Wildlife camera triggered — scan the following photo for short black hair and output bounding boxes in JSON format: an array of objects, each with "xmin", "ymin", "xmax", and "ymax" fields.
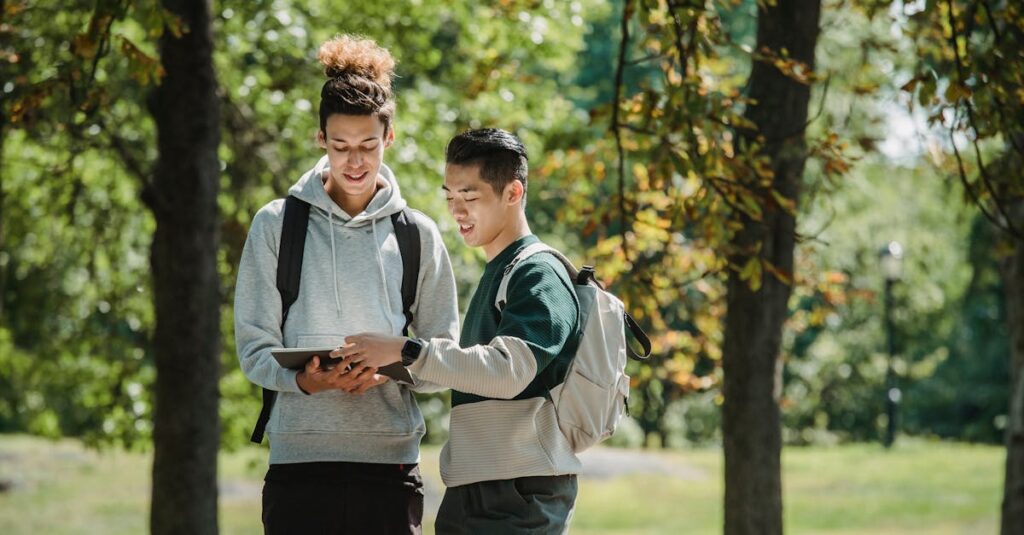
[
  {"xmin": 445, "ymin": 128, "xmax": 528, "ymax": 200},
  {"xmin": 319, "ymin": 73, "xmax": 394, "ymax": 134}
]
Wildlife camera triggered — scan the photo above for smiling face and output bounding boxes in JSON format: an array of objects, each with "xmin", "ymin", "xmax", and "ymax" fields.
[
  {"xmin": 444, "ymin": 163, "xmax": 526, "ymax": 260},
  {"xmin": 317, "ymin": 113, "xmax": 394, "ymax": 214}
]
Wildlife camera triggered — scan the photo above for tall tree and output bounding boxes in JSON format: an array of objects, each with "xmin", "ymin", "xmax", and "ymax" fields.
[
  {"xmin": 570, "ymin": 6, "xmax": 838, "ymax": 524},
  {"xmin": 897, "ymin": 2, "xmax": 1024, "ymax": 531},
  {"xmin": 1002, "ymin": 196, "xmax": 1024, "ymax": 532},
  {"xmin": 146, "ymin": 0, "xmax": 220, "ymax": 532},
  {"xmin": 723, "ymin": 1, "xmax": 821, "ymax": 533},
  {"xmin": 0, "ymin": 0, "xmax": 7, "ymax": 325}
]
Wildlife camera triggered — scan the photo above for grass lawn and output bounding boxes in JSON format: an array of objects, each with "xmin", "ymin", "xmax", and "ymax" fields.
[{"xmin": 0, "ymin": 434, "xmax": 1002, "ymax": 534}]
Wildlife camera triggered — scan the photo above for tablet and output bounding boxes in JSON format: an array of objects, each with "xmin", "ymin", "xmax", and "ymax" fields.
[{"xmin": 270, "ymin": 346, "xmax": 413, "ymax": 383}]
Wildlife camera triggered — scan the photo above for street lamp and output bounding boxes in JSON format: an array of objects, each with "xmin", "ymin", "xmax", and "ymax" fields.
[{"xmin": 879, "ymin": 241, "xmax": 903, "ymax": 448}]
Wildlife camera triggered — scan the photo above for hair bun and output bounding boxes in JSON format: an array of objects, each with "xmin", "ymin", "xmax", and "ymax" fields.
[{"xmin": 318, "ymin": 35, "xmax": 395, "ymax": 91}]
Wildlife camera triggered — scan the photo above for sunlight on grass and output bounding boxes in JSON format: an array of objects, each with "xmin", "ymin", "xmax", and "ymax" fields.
[{"xmin": 0, "ymin": 435, "xmax": 1002, "ymax": 534}]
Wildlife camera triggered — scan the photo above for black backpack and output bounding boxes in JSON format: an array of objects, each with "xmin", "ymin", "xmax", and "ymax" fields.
[{"xmin": 249, "ymin": 195, "xmax": 422, "ymax": 444}]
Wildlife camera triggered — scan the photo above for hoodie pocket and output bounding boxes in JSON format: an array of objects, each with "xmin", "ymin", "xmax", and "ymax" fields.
[{"xmin": 275, "ymin": 334, "xmax": 414, "ymax": 435}]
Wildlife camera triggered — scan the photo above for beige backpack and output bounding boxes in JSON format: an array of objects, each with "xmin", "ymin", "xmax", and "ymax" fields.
[{"xmin": 496, "ymin": 243, "xmax": 652, "ymax": 452}]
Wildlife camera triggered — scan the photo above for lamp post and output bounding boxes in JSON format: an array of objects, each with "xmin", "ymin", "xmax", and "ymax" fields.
[{"xmin": 879, "ymin": 241, "xmax": 903, "ymax": 449}]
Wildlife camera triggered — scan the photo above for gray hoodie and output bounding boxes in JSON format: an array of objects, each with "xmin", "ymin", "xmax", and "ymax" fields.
[{"xmin": 234, "ymin": 155, "xmax": 459, "ymax": 465}]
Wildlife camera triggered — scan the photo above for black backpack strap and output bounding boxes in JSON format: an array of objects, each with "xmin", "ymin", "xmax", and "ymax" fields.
[
  {"xmin": 276, "ymin": 196, "xmax": 311, "ymax": 322},
  {"xmin": 391, "ymin": 208, "xmax": 421, "ymax": 336},
  {"xmin": 251, "ymin": 195, "xmax": 310, "ymax": 444}
]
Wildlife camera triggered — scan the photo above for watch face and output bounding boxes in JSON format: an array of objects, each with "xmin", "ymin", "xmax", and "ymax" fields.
[{"xmin": 402, "ymin": 339, "xmax": 422, "ymax": 363}]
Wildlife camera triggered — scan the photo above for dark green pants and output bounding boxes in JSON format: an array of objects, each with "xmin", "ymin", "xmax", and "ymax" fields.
[{"xmin": 435, "ymin": 474, "xmax": 577, "ymax": 535}]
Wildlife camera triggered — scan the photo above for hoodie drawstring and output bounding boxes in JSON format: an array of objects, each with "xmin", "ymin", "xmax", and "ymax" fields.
[
  {"xmin": 328, "ymin": 209, "xmax": 342, "ymax": 316},
  {"xmin": 323, "ymin": 208, "xmax": 396, "ymax": 328}
]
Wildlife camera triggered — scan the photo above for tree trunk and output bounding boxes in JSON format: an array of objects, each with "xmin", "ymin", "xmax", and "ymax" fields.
[
  {"xmin": 146, "ymin": 1, "xmax": 221, "ymax": 533},
  {"xmin": 0, "ymin": 0, "xmax": 7, "ymax": 325},
  {"xmin": 1001, "ymin": 201, "xmax": 1024, "ymax": 535},
  {"xmin": 0, "ymin": 122, "xmax": 6, "ymax": 325},
  {"xmin": 722, "ymin": 2, "xmax": 821, "ymax": 534}
]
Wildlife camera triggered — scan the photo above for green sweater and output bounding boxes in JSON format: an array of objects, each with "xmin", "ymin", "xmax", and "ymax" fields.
[
  {"xmin": 406, "ymin": 234, "xmax": 585, "ymax": 486},
  {"xmin": 454, "ymin": 235, "xmax": 580, "ymax": 407}
]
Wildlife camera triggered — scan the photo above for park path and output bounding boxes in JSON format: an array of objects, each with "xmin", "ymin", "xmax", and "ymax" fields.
[
  {"xmin": 418, "ymin": 447, "xmax": 707, "ymax": 519},
  {"xmin": 217, "ymin": 446, "xmax": 709, "ymax": 517},
  {"xmin": 1, "ymin": 438, "xmax": 707, "ymax": 524}
]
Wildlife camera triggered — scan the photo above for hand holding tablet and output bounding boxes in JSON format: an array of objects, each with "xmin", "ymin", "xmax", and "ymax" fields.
[{"xmin": 271, "ymin": 346, "xmax": 413, "ymax": 383}]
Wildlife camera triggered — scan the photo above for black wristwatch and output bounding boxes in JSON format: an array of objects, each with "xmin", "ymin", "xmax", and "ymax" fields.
[{"xmin": 401, "ymin": 338, "xmax": 425, "ymax": 366}]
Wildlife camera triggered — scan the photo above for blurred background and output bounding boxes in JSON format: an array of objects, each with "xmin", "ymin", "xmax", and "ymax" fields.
[{"xmin": 0, "ymin": 0, "xmax": 1021, "ymax": 534}]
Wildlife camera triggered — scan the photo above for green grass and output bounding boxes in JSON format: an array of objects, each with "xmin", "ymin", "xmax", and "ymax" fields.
[{"xmin": 0, "ymin": 435, "xmax": 1002, "ymax": 534}]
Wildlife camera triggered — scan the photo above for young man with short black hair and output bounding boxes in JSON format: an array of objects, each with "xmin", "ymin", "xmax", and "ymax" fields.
[{"xmin": 339, "ymin": 128, "xmax": 582, "ymax": 534}]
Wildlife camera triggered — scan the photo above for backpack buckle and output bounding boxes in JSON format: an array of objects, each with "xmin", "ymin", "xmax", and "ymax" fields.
[{"xmin": 577, "ymin": 266, "xmax": 597, "ymax": 286}]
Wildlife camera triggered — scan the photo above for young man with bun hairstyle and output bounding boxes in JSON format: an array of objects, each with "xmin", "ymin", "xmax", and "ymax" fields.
[
  {"xmin": 339, "ymin": 128, "xmax": 582, "ymax": 534},
  {"xmin": 234, "ymin": 35, "xmax": 459, "ymax": 534}
]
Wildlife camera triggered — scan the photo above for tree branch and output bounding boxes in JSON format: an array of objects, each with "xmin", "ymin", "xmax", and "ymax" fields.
[
  {"xmin": 667, "ymin": 0, "xmax": 704, "ymax": 195},
  {"xmin": 946, "ymin": 0, "xmax": 1024, "ymax": 240},
  {"xmin": 612, "ymin": 0, "xmax": 634, "ymax": 262},
  {"xmin": 620, "ymin": 123, "xmax": 659, "ymax": 136},
  {"xmin": 977, "ymin": 0, "xmax": 1024, "ymax": 159},
  {"xmin": 949, "ymin": 125, "xmax": 1013, "ymax": 237},
  {"xmin": 627, "ymin": 53, "xmax": 667, "ymax": 66}
]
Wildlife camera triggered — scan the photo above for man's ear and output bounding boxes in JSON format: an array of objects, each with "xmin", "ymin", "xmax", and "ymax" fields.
[
  {"xmin": 385, "ymin": 127, "xmax": 396, "ymax": 148},
  {"xmin": 316, "ymin": 130, "xmax": 327, "ymax": 149},
  {"xmin": 506, "ymin": 180, "xmax": 525, "ymax": 205}
]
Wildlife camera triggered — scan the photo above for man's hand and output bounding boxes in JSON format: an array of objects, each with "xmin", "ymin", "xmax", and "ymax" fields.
[
  {"xmin": 333, "ymin": 333, "xmax": 405, "ymax": 371},
  {"xmin": 296, "ymin": 354, "xmax": 389, "ymax": 395},
  {"xmin": 347, "ymin": 372, "xmax": 390, "ymax": 395}
]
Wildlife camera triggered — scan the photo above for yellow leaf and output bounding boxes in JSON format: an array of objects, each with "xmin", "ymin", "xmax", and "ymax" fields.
[
  {"xmin": 944, "ymin": 82, "xmax": 972, "ymax": 102},
  {"xmin": 72, "ymin": 34, "xmax": 98, "ymax": 59},
  {"xmin": 742, "ymin": 257, "xmax": 762, "ymax": 291},
  {"xmin": 771, "ymin": 189, "xmax": 796, "ymax": 215},
  {"xmin": 740, "ymin": 193, "xmax": 763, "ymax": 221}
]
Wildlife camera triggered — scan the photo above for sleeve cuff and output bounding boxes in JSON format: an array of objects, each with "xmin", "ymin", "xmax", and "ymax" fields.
[{"xmin": 282, "ymin": 368, "xmax": 307, "ymax": 395}]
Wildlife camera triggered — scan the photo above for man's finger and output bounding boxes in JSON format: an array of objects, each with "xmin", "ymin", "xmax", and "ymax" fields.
[
  {"xmin": 337, "ymin": 355, "xmax": 360, "ymax": 370},
  {"xmin": 348, "ymin": 370, "xmax": 383, "ymax": 394},
  {"xmin": 330, "ymin": 343, "xmax": 356, "ymax": 358},
  {"xmin": 343, "ymin": 334, "xmax": 364, "ymax": 347},
  {"xmin": 355, "ymin": 375, "xmax": 388, "ymax": 394}
]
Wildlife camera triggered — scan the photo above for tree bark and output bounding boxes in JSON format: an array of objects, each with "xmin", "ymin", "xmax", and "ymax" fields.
[
  {"xmin": 1001, "ymin": 201, "xmax": 1024, "ymax": 535},
  {"xmin": 0, "ymin": 0, "xmax": 8, "ymax": 325},
  {"xmin": 722, "ymin": 2, "xmax": 821, "ymax": 534},
  {"xmin": 146, "ymin": 1, "xmax": 221, "ymax": 533},
  {"xmin": 0, "ymin": 121, "xmax": 6, "ymax": 325}
]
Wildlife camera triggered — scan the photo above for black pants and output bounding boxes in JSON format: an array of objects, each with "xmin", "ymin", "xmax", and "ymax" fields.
[{"xmin": 262, "ymin": 461, "xmax": 424, "ymax": 535}]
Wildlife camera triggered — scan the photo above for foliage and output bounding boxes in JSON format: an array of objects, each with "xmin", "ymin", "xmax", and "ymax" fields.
[
  {"xmin": 896, "ymin": 0, "xmax": 1024, "ymax": 237},
  {"xmin": 1, "ymin": 0, "xmax": 166, "ymax": 448},
  {"xmin": 0, "ymin": 0, "xmax": 1016, "ymax": 453},
  {"xmin": 547, "ymin": 0, "xmax": 756, "ymax": 446},
  {"xmin": 0, "ymin": 0, "xmax": 610, "ymax": 448},
  {"xmin": 783, "ymin": 158, "xmax": 982, "ymax": 443},
  {"xmin": 903, "ymin": 215, "xmax": 1011, "ymax": 443},
  {"xmin": 554, "ymin": 0, "xmax": 863, "ymax": 446}
]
